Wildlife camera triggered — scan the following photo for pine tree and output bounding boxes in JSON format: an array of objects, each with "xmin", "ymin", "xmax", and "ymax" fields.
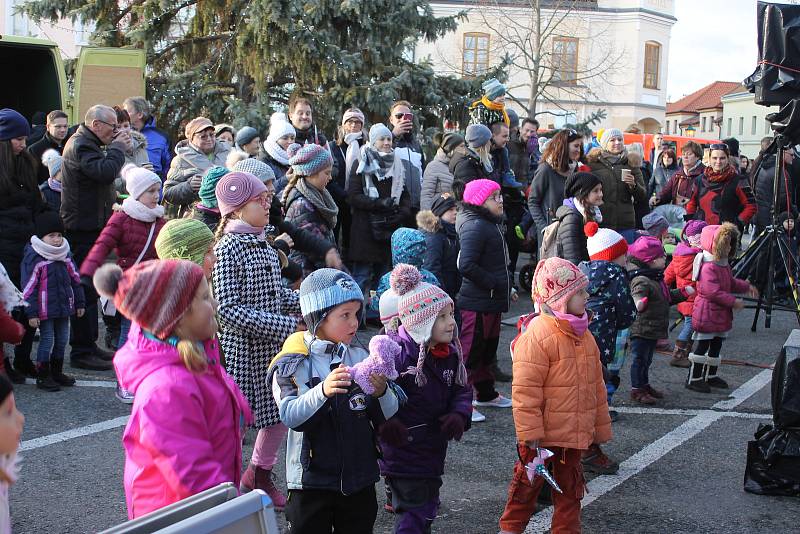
[{"xmin": 21, "ymin": 0, "xmax": 495, "ymax": 139}]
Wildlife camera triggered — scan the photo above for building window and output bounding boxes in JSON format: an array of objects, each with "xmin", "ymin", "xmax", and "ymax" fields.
[
  {"xmin": 765, "ymin": 119, "xmax": 771, "ymax": 134},
  {"xmin": 702, "ymin": 117, "xmax": 707, "ymax": 132},
  {"xmin": 728, "ymin": 118, "xmax": 732, "ymax": 136},
  {"xmin": 643, "ymin": 41, "xmax": 661, "ymax": 89},
  {"xmin": 462, "ymin": 32, "xmax": 490, "ymax": 77},
  {"xmin": 552, "ymin": 37, "xmax": 578, "ymax": 85},
  {"xmin": 739, "ymin": 117, "xmax": 744, "ymax": 135}
]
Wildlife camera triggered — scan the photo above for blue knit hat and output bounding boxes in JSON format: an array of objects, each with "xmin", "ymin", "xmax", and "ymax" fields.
[
  {"xmin": 288, "ymin": 143, "xmax": 333, "ymax": 177},
  {"xmin": 465, "ymin": 124, "xmax": 492, "ymax": 149},
  {"xmin": 299, "ymin": 268, "xmax": 364, "ymax": 335},
  {"xmin": 369, "ymin": 123, "xmax": 393, "ymax": 146},
  {"xmin": 0, "ymin": 109, "xmax": 31, "ymax": 141},
  {"xmin": 482, "ymin": 78, "xmax": 507, "ymax": 100}
]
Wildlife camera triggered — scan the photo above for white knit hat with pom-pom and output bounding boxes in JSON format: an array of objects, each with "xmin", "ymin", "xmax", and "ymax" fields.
[
  {"xmin": 41, "ymin": 149, "xmax": 63, "ymax": 178},
  {"xmin": 122, "ymin": 163, "xmax": 161, "ymax": 201},
  {"xmin": 584, "ymin": 221, "xmax": 628, "ymax": 261},
  {"xmin": 267, "ymin": 112, "xmax": 296, "ymax": 142}
]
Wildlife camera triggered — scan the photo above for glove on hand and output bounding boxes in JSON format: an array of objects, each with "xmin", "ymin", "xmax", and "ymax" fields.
[
  {"xmin": 379, "ymin": 418, "xmax": 408, "ymax": 447},
  {"xmin": 439, "ymin": 413, "xmax": 465, "ymax": 441}
]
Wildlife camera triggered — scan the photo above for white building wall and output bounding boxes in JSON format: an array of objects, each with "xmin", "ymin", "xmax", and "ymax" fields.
[
  {"xmin": 0, "ymin": 0, "xmax": 90, "ymax": 58},
  {"xmin": 721, "ymin": 92, "xmax": 777, "ymax": 159}
]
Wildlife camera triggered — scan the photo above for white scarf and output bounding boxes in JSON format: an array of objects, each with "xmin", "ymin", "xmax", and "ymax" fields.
[
  {"xmin": 264, "ymin": 139, "xmax": 290, "ymax": 166},
  {"xmin": 343, "ymin": 132, "xmax": 363, "ymax": 189},
  {"xmin": 0, "ymin": 263, "xmax": 24, "ymax": 313},
  {"xmin": 30, "ymin": 236, "xmax": 70, "ymax": 262},
  {"xmin": 122, "ymin": 198, "xmax": 165, "ymax": 223},
  {"xmin": 571, "ymin": 197, "xmax": 603, "ymax": 224},
  {"xmin": 691, "ymin": 250, "xmax": 726, "ymax": 281}
]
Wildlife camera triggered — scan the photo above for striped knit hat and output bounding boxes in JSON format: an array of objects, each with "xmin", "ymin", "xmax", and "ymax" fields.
[
  {"xmin": 299, "ymin": 268, "xmax": 364, "ymax": 335},
  {"xmin": 584, "ymin": 222, "xmax": 628, "ymax": 261},
  {"xmin": 155, "ymin": 218, "xmax": 215, "ymax": 267},
  {"xmin": 93, "ymin": 260, "xmax": 204, "ymax": 339},
  {"xmin": 288, "ymin": 143, "xmax": 332, "ymax": 177}
]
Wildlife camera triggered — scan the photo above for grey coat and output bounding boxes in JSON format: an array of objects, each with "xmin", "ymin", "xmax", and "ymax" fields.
[
  {"xmin": 528, "ymin": 162, "xmax": 568, "ymax": 234},
  {"xmin": 164, "ymin": 140, "xmax": 230, "ymax": 218},
  {"xmin": 420, "ymin": 149, "xmax": 454, "ymax": 210}
]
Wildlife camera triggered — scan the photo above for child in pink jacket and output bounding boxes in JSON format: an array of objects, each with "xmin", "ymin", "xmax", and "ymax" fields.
[
  {"xmin": 687, "ymin": 223, "xmax": 758, "ymax": 393},
  {"xmin": 94, "ymin": 259, "xmax": 251, "ymax": 519}
]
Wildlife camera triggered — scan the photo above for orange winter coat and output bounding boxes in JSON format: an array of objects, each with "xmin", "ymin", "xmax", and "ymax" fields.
[{"xmin": 511, "ymin": 313, "xmax": 612, "ymax": 449}]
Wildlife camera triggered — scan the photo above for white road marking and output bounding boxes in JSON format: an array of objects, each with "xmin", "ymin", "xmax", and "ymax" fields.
[
  {"xmin": 524, "ymin": 368, "xmax": 773, "ymax": 533},
  {"xmin": 23, "ymin": 378, "xmax": 116, "ymax": 388},
  {"xmin": 614, "ymin": 406, "xmax": 771, "ymax": 419},
  {"xmin": 19, "ymin": 416, "xmax": 129, "ymax": 452}
]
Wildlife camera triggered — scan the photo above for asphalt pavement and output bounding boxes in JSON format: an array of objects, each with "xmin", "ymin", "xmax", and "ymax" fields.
[{"xmin": 6, "ymin": 293, "xmax": 800, "ymax": 533}]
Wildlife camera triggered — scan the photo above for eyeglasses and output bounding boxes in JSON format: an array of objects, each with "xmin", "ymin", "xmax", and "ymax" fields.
[
  {"xmin": 195, "ymin": 131, "xmax": 215, "ymax": 140},
  {"xmin": 96, "ymin": 119, "xmax": 118, "ymax": 131},
  {"xmin": 488, "ymin": 193, "xmax": 503, "ymax": 203},
  {"xmin": 252, "ymin": 195, "xmax": 271, "ymax": 209}
]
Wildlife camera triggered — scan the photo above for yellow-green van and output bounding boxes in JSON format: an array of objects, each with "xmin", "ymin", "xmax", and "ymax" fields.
[{"xmin": 0, "ymin": 34, "xmax": 145, "ymax": 124}]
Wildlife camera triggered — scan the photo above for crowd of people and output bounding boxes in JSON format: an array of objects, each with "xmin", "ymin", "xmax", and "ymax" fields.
[{"xmin": 0, "ymin": 74, "xmax": 795, "ymax": 534}]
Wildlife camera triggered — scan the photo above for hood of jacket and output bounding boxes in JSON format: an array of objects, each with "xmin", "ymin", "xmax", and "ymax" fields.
[
  {"xmin": 391, "ymin": 227, "xmax": 427, "ymax": 267},
  {"xmin": 587, "ymin": 147, "xmax": 630, "ymax": 167},
  {"xmin": 701, "ymin": 222, "xmax": 738, "ymax": 261},
  {"xmin": 579, "ymin": 260, "xmax": 629, "ymax": 296},
  {"xmin": 673, "ymin": 242, "xmax": 701, "ymax": 257},
  {"xmin": 416, "ymin": 210, "xmax": 440, "ymax": 233},
  {"xmin": 175, "ymin": 139, "xmax": 228, "ymax": 162},
  {"xmin": 434, "ymin": 148, "xmax": 451, "ymax": 165},
  {"xmin": 130, "ymin": 130, "xmax": 148, "ymax": 151}
]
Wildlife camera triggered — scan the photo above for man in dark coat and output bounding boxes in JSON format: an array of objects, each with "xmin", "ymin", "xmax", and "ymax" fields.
[
  {"xmin": 61, "ymin": 105, "xmax": 130, "ymax": 370},
  {"xmin": 28, "ymin": 110, "xmax": 69, "ymax": 184}
]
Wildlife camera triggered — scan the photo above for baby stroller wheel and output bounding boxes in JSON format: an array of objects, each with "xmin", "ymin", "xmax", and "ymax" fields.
[{"xmin": 519, "ymin": 263, "xmax": 535, "ymax": 294}]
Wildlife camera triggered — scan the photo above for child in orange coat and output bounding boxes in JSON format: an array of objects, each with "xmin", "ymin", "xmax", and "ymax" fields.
[{"xmin": 499, "ymin": 257, "xmax": 612, "ymax": 534}]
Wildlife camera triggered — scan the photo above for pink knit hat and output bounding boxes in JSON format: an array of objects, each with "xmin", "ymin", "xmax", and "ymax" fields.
[
  {"xmin": 215, "ymin": 171, "xmax": 268, "ymax": 217},
  {"xmin": 628, "ymin": 235, "xmax": 665, "ymax": 264},
  {"xmin": 532, "ymin": 257, "xmax": 588, "ymax": 313},
  {"xmin": 463, "ymin": 179, "xmax": 500, "ymax": 206},
  {"xmin": 682, "ymin": 219, "xmax": 708, "ymax": 248}
]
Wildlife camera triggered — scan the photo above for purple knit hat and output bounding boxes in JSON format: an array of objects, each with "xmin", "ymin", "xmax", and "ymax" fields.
[
  {"xmin": 628, "ymin": 235, "xmax": 666, "ymax": 264},
  {"xmin": 682, "ymin": 219, "xmax": 708, "ymax": 248},
  {"xmin": 215, "ymin": 171, "xmax": 268, "ymax": 217},
  {"xmin": 463, "ymin": 179, "xmax": 500, "ymax": 206},
  {"xmin": 288, "ymin": 143, "xmax": 333, "ymax": 177}
]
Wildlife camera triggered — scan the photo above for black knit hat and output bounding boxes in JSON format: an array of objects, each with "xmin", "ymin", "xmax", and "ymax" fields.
[
  {"xmin": 36, "ymin": 210, "xmax": 65, "ymax": 238},
  {"xmin": 564, "ymin": 171, "xmax": 602, "ymax": 198},
  {"xmin": 0, "ymin": 373, "xmax": 12, "ymax": 406},
  {"xmin": 431, "ymin": 195, "xmax": 457, "ymax": 217},
  {"xmin": 440, "ymin": 132, "xmax": 465, "ymax": 155}
]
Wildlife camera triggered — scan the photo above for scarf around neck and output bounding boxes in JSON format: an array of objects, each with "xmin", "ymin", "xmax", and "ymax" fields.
[
  {"xmin": 223, "ymin": 218, "xmax": 267, "ymax": 240},
  {"xmin": 122, "ymin": 198, "xmax": 165, "ymax": 223},
  {"xmin": 601, "ymin": 149, "xmax": 627, "ymax": 166},
  {"xmin": 471, "ymin": 96, "xmax": 510, "ymax": 126},
  {"xmin": 295, "ymin": 178, "xmax": 339, "ymax": 228},
  {"xmin": 551, "ymin": 309, "xmax": 589, "ymax": 337},
  {"xmin": 47, "ymin": 178, "xmax": 62, "ymax": 193},
  {"xmin": 568, "ymin": 197, "xmax": 603, "ymax": 224},
  {"xmin": 704, "ymin": 164, "xmax": 736, "ymax": 184},
  {"xmin": 264, "ymin": 140, "xmax": 290, "ymax": 166},
  {"xmin": 357, "ymin": 145, "xmax": 406, "ymax": 203},
  {"xmin": 343, "ymin": 132, "xmax": 363, "ymax": 187},
  {"xmin": 30, "ymin": 235, "xmax": 70, "ymax": 262}
]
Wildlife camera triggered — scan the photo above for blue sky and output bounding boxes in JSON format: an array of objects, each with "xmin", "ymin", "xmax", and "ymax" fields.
[{"xmin": 667, "ymin": 0, "xmax": 762, "ymax": 101}]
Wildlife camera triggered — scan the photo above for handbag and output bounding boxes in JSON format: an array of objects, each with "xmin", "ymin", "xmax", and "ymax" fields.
[{"xmin": 99, "ymin": 222, "xmax": 157, "ymax": 317}]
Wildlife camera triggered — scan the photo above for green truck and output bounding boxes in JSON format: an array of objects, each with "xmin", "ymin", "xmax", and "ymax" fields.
[{"xmin": 0, "ymin": 34, "xmax": 145, "ymax": 124}]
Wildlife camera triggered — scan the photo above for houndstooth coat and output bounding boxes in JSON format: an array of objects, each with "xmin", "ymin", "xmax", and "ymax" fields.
[{"xmin": 213, "ymin": 231, "xmax": 300, "ymax": 428}]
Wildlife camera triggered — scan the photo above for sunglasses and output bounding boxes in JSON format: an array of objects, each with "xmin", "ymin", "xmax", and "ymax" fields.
[
  {"xmin": 394, "ymin": 113, "xmax": 413, "ymax": 120},
  {"xmin": 709, "ymin": 143, "xmax": 729, "ymax": 151}
]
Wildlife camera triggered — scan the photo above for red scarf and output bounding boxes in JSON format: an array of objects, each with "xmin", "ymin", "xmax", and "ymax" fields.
[
  {"xmin": 704, "ymin": 164, "xmax": 736, "ymax": 184},
  {"xmin": 429, "ymin": 342, "xmax": 450, "ymax": 359}
]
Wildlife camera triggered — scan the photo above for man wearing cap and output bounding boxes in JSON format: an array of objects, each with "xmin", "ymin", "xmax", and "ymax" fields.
[
  {"xmin": 164, "ymin": 116, "xmax": 231, "ymax": 218},
  {"xmin": 61, "ymin": 104, "xmax": 132, "ymax": 371}
]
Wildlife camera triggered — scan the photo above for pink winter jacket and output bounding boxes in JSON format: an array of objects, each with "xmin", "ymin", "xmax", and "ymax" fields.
[
  {"xmin": 80, "ymin": 211, "xmax": 166, "ymax": 277},
  {"xmin": 114, "ymin": 322, "xmax": 252, "ymax": 519},
  {"xmin": 691, "ymin": 261, "xmax": 749, "ymax": 334}
]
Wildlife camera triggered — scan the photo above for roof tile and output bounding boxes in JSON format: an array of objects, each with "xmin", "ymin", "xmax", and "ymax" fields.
[{"xmin": 666, "ymin": 81, "xmax": 742, "ymax": 114}]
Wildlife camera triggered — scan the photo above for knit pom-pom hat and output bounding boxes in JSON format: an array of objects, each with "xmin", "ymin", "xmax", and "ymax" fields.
[
  {"xmin": 155, "ymin": 218, "xmax": 215, "ymax": 267},
  {"xmin": 267, "ymin": 112, "xmax": 296, "ymax": 143},
  {"xmin": 42, "ymin": 149, "xmax": 63, "ymax": 178},
  {"xmin": 233, "ymin": 158, "xmax": 275, "ymax": 183},
  {"xmin": 599, "ymin": 128, "xmax": 623, "ymax": 148},
  {"xmin": 532, "ymin": 257, "xmax": 588, "ymax": 314},
  {"xmin": 93, "ymin": 260, "xmax": 204, "ymax": 340},
  {"xmin": 215, "ymin": 171, "xmax": 268, "ymax": 217},
  {"xmin": 349, "ymin": 335, "xmax": 400, "ymax": 394},
  {"xmin": 463, "ymin": 178, "xmax": 500, "ymax": 206},
  {"xmin": 482, "ymin": 78, "xmax": 507, "ymax": 100},
  {"xmin": 682, "ymin": 219, "xmax": 708, "ymax": 248},
  {"xmin": 378, "ymin": 288, "xmax": 401, "ymax": 331},
  {"xmin": 287, "ymin": 143, "xmax": 333, "ymax": 177},
  {"xmin": 584, "ymin": 222, "xmax": 628, "ymax": 261},
  {"xmin": 122, "ymin": 163, "xmax": 161, "ymax": 201},
  {"xmin": 628, "ymin": 235, "xmax": 665, "ymax": 264}
]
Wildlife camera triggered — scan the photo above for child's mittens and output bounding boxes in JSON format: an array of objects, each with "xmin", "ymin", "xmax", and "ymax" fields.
[
  {"xmin": 379, "ymin": 418, "xmax": 408, "ymax": 447},
  {"xmin": 439, "ymin": 413, "xmax": 466, "ymax": 441},
  {"xmin": 635, "ymin": 297, "xmax": 649, "ymax": 312},
  {"xmin": 349, "ymin": 335, "xmax": 401, "ymax": 394}
]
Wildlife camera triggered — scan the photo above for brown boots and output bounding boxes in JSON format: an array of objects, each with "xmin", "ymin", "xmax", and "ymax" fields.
[{"xmin": 669, "ymin": 340, "xmax": 691, "ymax": 368}]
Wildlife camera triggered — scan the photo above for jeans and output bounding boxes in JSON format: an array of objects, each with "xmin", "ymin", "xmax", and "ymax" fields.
[
  {"xmin": 36, "ymin": 317, "xmax": 70, "ymax": 364},
  {"xmin": 118, "ymin": 317, "xmax": 132, "ymax": 349},
  {"xmin": 677, "ymin": 315, "xmax": 694, "ymax": 342},
  {"xmin": 630, "ymin": 336, "xmax": 657, "ymax": 389}
]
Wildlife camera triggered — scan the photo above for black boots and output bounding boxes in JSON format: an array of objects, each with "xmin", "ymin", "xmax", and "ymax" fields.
[
  {"xmin": 51, "ymin": 359, "xmax": 76, "ymax": 387},
  {"xmin": 685, "ymin": 353, "xmax": 711, "ymax": 393},
  {"xmin": 3, "ymin": 358, "xmax": 26, "ymax": 384},
  {"xmin": 36, "ymin": 364, "xmax": 60, "ymax": 392},
  {"xmin": 13, "ymin": 355, "xmax": 37, "ymax": 379}
]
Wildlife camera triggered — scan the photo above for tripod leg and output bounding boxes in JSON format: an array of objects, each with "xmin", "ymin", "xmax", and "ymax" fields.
[
  {"xmin": 776, "ymin": 234, "xmax": 800, "ymax": 326},
  {"xmin": 732, "ymin": 230, "xmax": 771, "ymax": 280}
]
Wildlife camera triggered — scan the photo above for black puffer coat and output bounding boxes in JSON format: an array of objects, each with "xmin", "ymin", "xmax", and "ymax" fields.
[
  {"xmin": 754, "ymin": 154, "xmax": 796, "ymax": 229},
  {"xmin": 417, "ymin": 210, "xmax": 461, "ymax": 298},
  {"xmin": 449, "ymin": 150, "xmax": 489, "ymax": 195},
  {"xmin": 554, "ymin": 200, "xmax": 590, "ymax": 265},
  {"xmin": 0, "ymin": 173, "xmax": 44, "ymax": 286},
  {"xmin": 455, "ymin": 203, "xmax": 510, "ymax": 314}
]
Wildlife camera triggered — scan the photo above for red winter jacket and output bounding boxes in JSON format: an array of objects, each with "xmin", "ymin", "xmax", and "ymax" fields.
[
  {"xmin": 664, "ymin": 243, "xmax": 700, "ymax": 317},
  {"xmin": 692, "ymin": 260, "xmax": 750, "ymax": 334},
  {"xmin": 80, "ymin": 211, "xmax": 166, "ymax": 277},
  {"xmin": 0, "ymin": 307, "xmax": 24, "ymax": 344},
  {"xmin": 685, "ymin": 169, "xmax": 756, "ymax": 227}
]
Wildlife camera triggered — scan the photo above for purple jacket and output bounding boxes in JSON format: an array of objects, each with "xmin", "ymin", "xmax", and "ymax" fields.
[
  {"xmin": 692, "ymin": 261, "xmax": 750, "ymax": 334},
  {"xmin": 379, "ymin": 327, "xmax": 472, "ymax": 478}
]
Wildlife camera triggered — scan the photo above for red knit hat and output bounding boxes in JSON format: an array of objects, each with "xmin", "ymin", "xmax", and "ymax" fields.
[
  {"xmin": 93, "ymin": 260, "xmax": 205, "ymax": 339},
  {"xmin": 584, "ymin": 222, "xmax": 628, "ymax": 261}
]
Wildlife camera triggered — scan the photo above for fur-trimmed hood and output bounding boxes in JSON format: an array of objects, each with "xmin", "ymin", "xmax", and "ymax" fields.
[
  {"xmin": 587, "ymin": 147, "xmax": 630, "ymax": 166},
  {"xmin": 416, "ymin": 209, "xmax": 440, "ymax": 233},
  {"xmin": 701, "ymin": 222, "xmax": 738, "ymax": 261}
]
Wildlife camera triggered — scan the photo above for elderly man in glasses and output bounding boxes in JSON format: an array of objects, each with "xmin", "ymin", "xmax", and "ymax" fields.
[
  {"xmin": 60, "ymin": 104, "xmax": 132, "ymax": 371},
  {"xmin": 164, "ymin": 116, "xmax": 231, "ymax": 219}
]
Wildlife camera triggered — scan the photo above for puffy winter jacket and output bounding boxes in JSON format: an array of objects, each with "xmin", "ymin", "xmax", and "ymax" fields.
[
  {"xmin": 79, "ymin": 211, "xmax": 166, "ymax": 277},
  {"xmin": 554, "ymin": 199, "xmax": 589, "ymax": 265},
  {"xmin": 692, "ymin": 258, "xmax": 750, "ymax": 334},
  {"xmin": 510, "ymin": 312, "xmax": 612, "ymax": 448},
  {"xmin": 191, "ymin": 203, "xmax": 221, "ymax": 232},
  {"xmin": 115, "ymin": 322, "xmax": 251, "ymax": 519},
  {"xmin": 420, "ymin": 149, "xmax": 454, "ymax": 210},
  {"xmin": 379, "ymin": 327, "xmax": 472, "ymax": 478},
  {"xmin": 449, "ymin": 150, "xmax": 489, "ymax": 192},
  {"xmin": 417, "ymin": 210, "xmax": 461, "ymax": 298},
  {"xmin": 528, "ymin": 162, "xmax": 568, "ymax": 233},
  {"xmin": 39, "ymin": 182, "xmax": 61, "ymax": 212},
  {"xmin": 114, "ymin": 131, "xmax": 152, "ymax": 196},
  {"xmin": 456, "ymin": 203, "xmax": 510, "ymax": 314},
  {"xmin": 587, "ymin": 149, "xmax": 647, "ymax": 231},
  {"xmin": 20, "ymin": 244, "xmax": 85, "ymax": 320},
  {"xmin": 0, "ymin": 180, "xmax": 43, "ymax": 286},
  {"xmin": 685, "ymin": 168, "xmax": 757, "ymax": 228},
  {"xmin": 664, "ymin": 243, "xmax": 700, "ymax": 317},
  {"xmin": 164, "ymin": 140, "xmax": 230, "ymax": 218},
  {"xmin": 283, "ymin": 187, "xmax": 336, "ymax": 275},
  {"xmin": 140, "ymin": 116, "xmax": 173, "ymax": 179},
  {"xmin": 579, "ymin": 260, "xmax": 636, "ymax": 365},
  {"xmin": 629, "ymin": 261, "xmax": 685, "ymax": 340}
]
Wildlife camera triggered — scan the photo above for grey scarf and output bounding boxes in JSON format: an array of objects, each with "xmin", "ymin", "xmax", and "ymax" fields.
[
  {"xmin": 296, "ymin": 178, "xmax": 339, "ymax": 228},
  {"xmin": 601, "ymin": 149, "xmax": 627, "ymax": 166},
  {"xmin": 357, "ymin": 145, "xmax": 405, "ymax": 203}
]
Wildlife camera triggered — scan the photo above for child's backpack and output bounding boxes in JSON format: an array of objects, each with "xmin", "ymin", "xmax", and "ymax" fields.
[
  {"xmin": 538, "ymin": 219, "xmax": 561, "ymax": 260},
  {"xmin": 510, "ymin": 313, "xmax": 537, "ymax": 360}
]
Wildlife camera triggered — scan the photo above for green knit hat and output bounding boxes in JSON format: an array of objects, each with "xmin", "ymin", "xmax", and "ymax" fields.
[
  {"xmin": 198, "ymin": 166, "xmax": 230, "ymax": 208},
  {"xmin": 155, "ymin": 218, "xmax": 215, "ymax": 267}
]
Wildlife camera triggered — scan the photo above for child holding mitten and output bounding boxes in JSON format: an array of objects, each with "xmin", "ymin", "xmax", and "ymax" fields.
[
  {"xmin": 687, "ymin": 223, "xmax": 758, "ymax": 393},
  {"xmin": 270, "ymin": 268, "xmax": 400, "ymax": 534},
  {"xmin": 378, "ymin": 263, "xmax": 472, "ymax": 533}
]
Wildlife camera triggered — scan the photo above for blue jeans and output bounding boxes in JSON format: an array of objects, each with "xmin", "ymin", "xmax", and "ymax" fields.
[
  {"xmin": 677, "ymin": 315, "xmax": 694, "ymax": 342},
  {"xmin": 630, "ymin": 336, "xmax": 657, "ymax": 389},
  {"xmin": 36, "ymin": 317, "xmax": 70, "ymax": 364},
  {"xmin": 118, "ymin": 317, "xmax": 131, "ymax": 349},
  {"xmin": 350, "ymin": 261, "xmax": 389, "ymax": 298}
]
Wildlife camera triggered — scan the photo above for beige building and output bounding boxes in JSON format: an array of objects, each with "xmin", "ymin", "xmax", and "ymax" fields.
[
  {"xmin": 0, "ymin": 0, "xmax": 90, "ymax": 58},
  {"xmin": 664, "ymin": 81, "xmax": 740, "ymax": 140},
  {"xmin": 720, "ymin": 87, "xmax": 778, "ymax": 159},
  {"xmin": 415, "ymin": 0, "xmax": 676, "ymax": 132}
]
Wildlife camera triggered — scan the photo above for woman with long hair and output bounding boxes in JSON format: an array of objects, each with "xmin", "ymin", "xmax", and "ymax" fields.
[
  {"xmin": 650, "ymin": 148, "xmax": 678, "ymax": 198},
  {"xmin": 0, "ymin": 108, "xmax": 45, "ymax": 382},
  {"xmin": 554, "ymin": 172, "xmax": 604, "ymax": 265},
  {"xmin": 527, "ymin": 129, "xmax": 584, "ymax": 234}
]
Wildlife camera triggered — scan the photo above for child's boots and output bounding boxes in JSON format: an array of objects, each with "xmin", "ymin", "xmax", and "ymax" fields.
[
  {"xmin": 51, "ymin": 358, "xmax": 76, "ymax": 387},
  {"xmin": 36, "ymin": 363, "xmax": 61, "ymax": 392},
  {"xmin": 240, "ymin": 463, "xmax": 287, "ymax": 511},
  {"xmin": 685, "ymin": 353, "xmax": 711, "ymax": 393},
  {"xmin": 669, "ymin": 340, "xmax": 691, "ymax": 368}
]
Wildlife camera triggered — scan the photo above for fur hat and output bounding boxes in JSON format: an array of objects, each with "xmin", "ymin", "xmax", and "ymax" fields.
[
  {"xmin": 299, "ymin": 268, "xmax": 363, "ymax": 335},
  {"xmin": 463, "ymin": 178, "xmax": 500, "ymax": 206},
  {"xmin": 628, "ymin": 235, "xmax": 665, "ymax": 264},
  {"xmin": 348, "ymin": 335, "xmax": 400, "ymax": 394},
  {"xmin": 121, "ymin": 164, "xmax": 161, "ymax": 201},
  {"xmin": 93, "ymin": 260, "xmax": 204, "ymax": 339},
  {"xmin": 42, "ymin": 149, "xmax": 63, "ymax": 178},
  {"xmin": 532, "ymin": 257, "xmax": 588, "ymax": 313},
  {"xmin": 198, "ymin": 166, "xmax": 229, "ymax": 208},
  {"xmin": 287, "ymin": 143, "xmax": 333, "ymax": 176},
  {"xmin": 215, "ymin": 171, "xmax": 268, "ymax": 217},
  {"xmin": 155, "ymin": 218, "xmax": 215, "ymax": 267},
  {"xmin": 584, "ymin": 222, "xmax": 628, "ymax": 261}
]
